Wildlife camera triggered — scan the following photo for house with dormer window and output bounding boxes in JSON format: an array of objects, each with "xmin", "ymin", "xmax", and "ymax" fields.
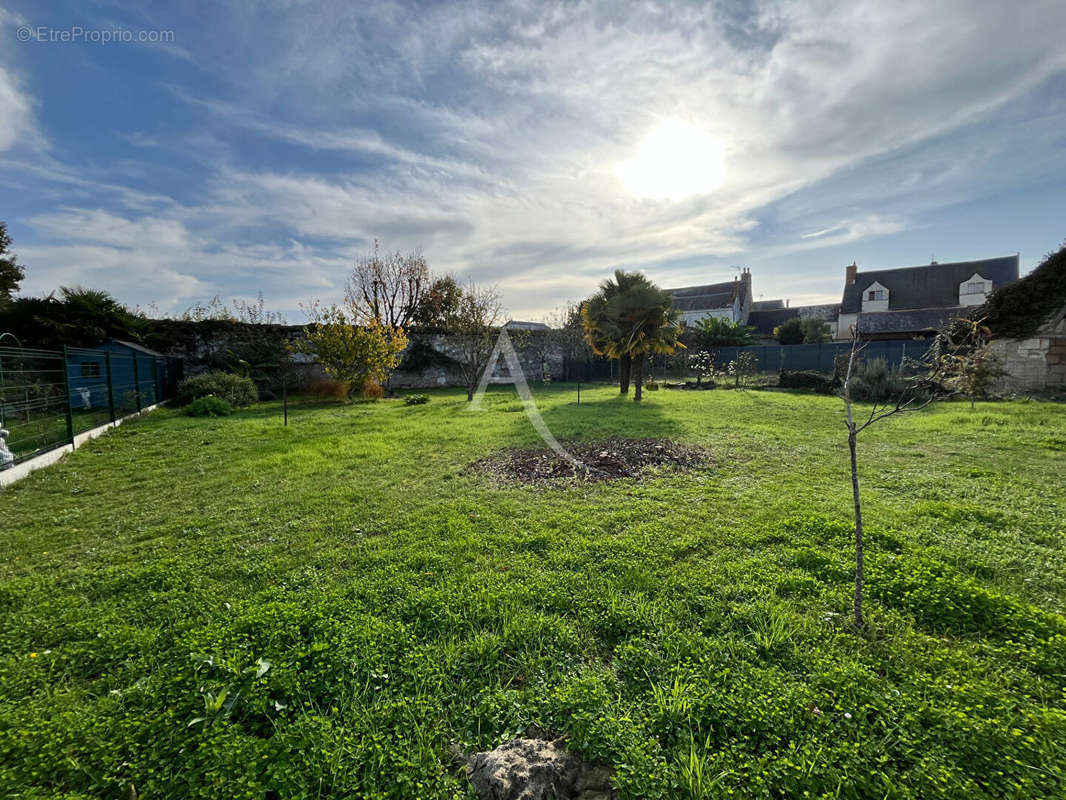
[
  {"xmin": 666, "ymin": 268, "xmax": 754, "ymax": 326},
  {"xmin": 834, "ymin": 255, "xmax": 1020, "ymax": 340}
]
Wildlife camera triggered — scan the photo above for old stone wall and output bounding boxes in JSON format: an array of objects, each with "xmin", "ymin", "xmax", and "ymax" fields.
[
  {"xmin": 144, "ymin": 320, "xmax": 565, "ymax": 390},
  {"xmin": 990, "ymin": 311, "xmax": 1066, "ymax": 392},
  {"xmin": 390, "ymin": 331, "xmax": 564, "ymax": 388}
]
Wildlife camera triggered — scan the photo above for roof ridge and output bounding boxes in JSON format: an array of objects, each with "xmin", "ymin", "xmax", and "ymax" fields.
[{"xmin": 855, "ymin": 254, "xmax": 1018, "ymax": 275}]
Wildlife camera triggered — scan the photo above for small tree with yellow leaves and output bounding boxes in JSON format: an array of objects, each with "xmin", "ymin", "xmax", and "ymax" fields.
[{"xmin": 301, "ymin": 302, "xmax": 408, "ymax": 398}]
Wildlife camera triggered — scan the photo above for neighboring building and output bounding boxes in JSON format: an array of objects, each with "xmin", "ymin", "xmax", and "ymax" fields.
[
  {"xmin": 835, "ymin": 256, "xmax": 1019, "ymax": 340},
  {"xmin": 666, "ymin": 268, "xmax": 753, "ymax": 325},
  {"xmin": 748, "ymin": 303, "xmax": 841, "ymax": 341},
  {"xmin": 503, "ymin": 320, "xmax": 550, "ymax": 331},
  {"xmin": 750, "ymin": 299, "xmax": 785, "ymax": 311}
]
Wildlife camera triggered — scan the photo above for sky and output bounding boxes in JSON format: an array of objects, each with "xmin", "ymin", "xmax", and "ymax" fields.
[{"xmin": 1, "ymin": 0, "xmax": 1065, "ymax": 322}]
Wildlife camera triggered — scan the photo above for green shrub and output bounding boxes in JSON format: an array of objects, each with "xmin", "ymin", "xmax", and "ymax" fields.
[
  {"xmin": 643, "ymin": 381, "xmax": 659, "ymax": 391},
  {"xmin": 404, "ymin": 394, "xmax": 430, "ymax": 405},
  {"xmin": 177, "ymin": 372, "xmax": 258, "ymax": 407},
  {"xmin": 778, "ymin": 369, "xmax": 836, "ymax": 393},
  {"xmin": 773, "ymin": 317, "xmax": 804, "ymax": 344},
  {"xmin": 186, "ymin": 396, "xmax": 232, "ymax": 417},
  {"xmin": 847, "ymin": 357, "xmax": 907, "ymax": 402}
]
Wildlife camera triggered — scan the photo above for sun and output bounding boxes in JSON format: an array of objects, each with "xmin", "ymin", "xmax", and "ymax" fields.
[{"xmin": 616, "ymin": 119, "xmax": 726, "ymax": 201}]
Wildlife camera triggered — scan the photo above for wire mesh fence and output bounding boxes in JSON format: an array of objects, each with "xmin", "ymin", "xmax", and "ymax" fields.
[{"xmin": 0, "ymin": 344, "xmax": 183, "ymax": 465}]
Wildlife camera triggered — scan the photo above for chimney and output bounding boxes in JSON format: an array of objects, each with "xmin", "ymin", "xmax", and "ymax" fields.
[
  {"xmin": 785, "ymin": 298, "xmax": 790, "ymax": 308},
  {"xmin": 845, "ymin": 261, "xmax": 857, "ymax": 285}
]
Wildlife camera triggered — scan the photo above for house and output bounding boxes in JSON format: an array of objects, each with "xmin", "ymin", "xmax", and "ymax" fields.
[
  {"xmin": 666, "ymin": 268, "xmax": 753, "ymax": 325},
  {"xmin": 836, "ymin": 256, "xmax": 1019, "ymax": 340},
  {"xmin": 661, "ymin": 254, "xmax": 1019, "ymax": 342},
  {"xmin": 748, "ymin": 302, "xmax": 841, "ymax": 341},
  {"xmin": 503, "ymin": 320, "xmax": 550, "ymax": 331}
]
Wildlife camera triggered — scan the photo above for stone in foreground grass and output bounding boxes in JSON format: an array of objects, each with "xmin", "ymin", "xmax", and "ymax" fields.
[{"xmin": 456, "ymin": 733, "xmax": 615, "ymax": 800}]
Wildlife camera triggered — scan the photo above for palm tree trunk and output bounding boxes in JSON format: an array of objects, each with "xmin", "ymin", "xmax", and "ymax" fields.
[
  {"xmin": 633, "ymin": 355, "xmax": 644, "ymax": 402},
  {"xmin": 619, "ymin": 355, "xmax": 631, "ymax": 395}
]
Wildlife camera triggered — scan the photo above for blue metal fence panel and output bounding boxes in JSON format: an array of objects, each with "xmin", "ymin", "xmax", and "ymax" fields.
[{"xmin": 707, "ymin": 339, "xmax": 932, "ymax": 373}]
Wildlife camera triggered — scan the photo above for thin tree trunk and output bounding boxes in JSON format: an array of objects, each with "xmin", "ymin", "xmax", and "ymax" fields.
[
  {"xmin": 633, "ymin": 355, "xmax": 644, "ymax": 402},
  {"xmin": 847, "ymin": 425, "xmax": 865, "ymax": 630},
  {"xmin": 619, "ymin": 355, "xmax": 631, "ymax": 395},
  {"xmin": 843, "ymin": 339, "xmax": 865, "ymax": 631}
]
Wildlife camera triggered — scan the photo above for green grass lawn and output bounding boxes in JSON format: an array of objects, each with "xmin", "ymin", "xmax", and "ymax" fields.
[{"xmin": 1, "ymin": 385, "xmax": 1064, "ymax": 799}]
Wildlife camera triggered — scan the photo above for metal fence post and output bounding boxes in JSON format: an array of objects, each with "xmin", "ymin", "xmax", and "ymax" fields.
[
  {"xmin": 132, "ymin": 353, "xmax": 142, "ymax": 412},
  {"xmin": 105, "ymin": 351, "xmax": 116, "ymax": 423},
  {"xmin": 61, "ymin": 346, "xmax": 75, "ymax": 446}
]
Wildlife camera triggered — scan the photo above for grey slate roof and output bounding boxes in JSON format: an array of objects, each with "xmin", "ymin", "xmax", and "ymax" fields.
[
  {"xmin": 751, "ymin": 299, "xmax": 785, "ymax": 311},
  {"xmin": 854, "ymin": 308, "xmax": 962, "ymax": 335},
  {"xmin": 747, "ymin": 304, "xmax": 841, "ymax": 336},
  {"xmin": 841, "ymin": 255, "xmax": 1019, "ymax": 313},
  {"xmin": 504, "ymin": 320, "xmax": 550, "ymax": 330},
  {"xmin": 671, "ymin": 291, "xmax": 736, "ymax": 312},
  {"xmin": 666, "ymin": 280, "xmax": 737, "ymax": 298},
  {"xmin": 666, "ymin": 280, "xmax": 739, "ymax": 312}
]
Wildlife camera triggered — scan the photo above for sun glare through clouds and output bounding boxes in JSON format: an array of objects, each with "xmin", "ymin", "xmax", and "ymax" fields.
[{"xmin": 616, "ymin": 119, "xmax": 726, "ymax": 201}]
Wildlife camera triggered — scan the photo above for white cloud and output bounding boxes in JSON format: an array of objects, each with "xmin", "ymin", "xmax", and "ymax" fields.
[
  {"xmin": 6, "ymin": 0, "xmax": 1066, "ymax": 318},
  {"xmin": 0, "ymin": 66, "xmax": 36, "ymax": 152}
]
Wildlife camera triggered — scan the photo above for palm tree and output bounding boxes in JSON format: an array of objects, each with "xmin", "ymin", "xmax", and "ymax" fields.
[
  {"xmin": 581, "ymin": 271, "xmax": 684, "ymax": 401},
  {"xmin": 582, "ymin": 270, "xmax": 648, "ymax": 394}
]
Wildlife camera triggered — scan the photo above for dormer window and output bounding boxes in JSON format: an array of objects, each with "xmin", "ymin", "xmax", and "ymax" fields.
[
  {"xmin": 958, "ymin": 273, "xmax": 991, "ymax": 305},
  {"xmin": 861, "ymin": 280, "xmax": 890, "ymax": 311}
]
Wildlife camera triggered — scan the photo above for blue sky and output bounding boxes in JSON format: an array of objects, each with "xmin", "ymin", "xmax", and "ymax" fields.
[{"xmin": 1, "ymin": 1, "xmax": 1064, "ymax": 321}]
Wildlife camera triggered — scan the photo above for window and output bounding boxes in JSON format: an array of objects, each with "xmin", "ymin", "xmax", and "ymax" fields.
[
  {"xmin": 80, "ymin": 362, "xmax": 101, "ymax": 378},
  {"xmin": 867, "ymin": 289, "xmax": 885, "ymax": 301},
  {"xmin": 964, "ymin": 281, "xmax": 986, "ymax": 295}
]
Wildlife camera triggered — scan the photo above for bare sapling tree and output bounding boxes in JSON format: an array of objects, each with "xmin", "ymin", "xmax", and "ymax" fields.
[
  {"xmin": 345, "ymin": 240, "xmax": 430, "ymax": 329},
  {"xmin": 447, "ymin": 282, "xmax": 503, "ymax": 401},
  {"xmin": 841, "ymin": 329, "xmax": 950, "ymax": 630}
]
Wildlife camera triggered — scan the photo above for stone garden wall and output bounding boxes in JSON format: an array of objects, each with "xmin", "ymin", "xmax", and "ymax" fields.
[
  {"xmin": 990, "ymin": 311, "xmax": 1066, "ymax": 392},
  {"xmin": 145, "ymin": 320, "xmax": 565, "ymax": 390}
]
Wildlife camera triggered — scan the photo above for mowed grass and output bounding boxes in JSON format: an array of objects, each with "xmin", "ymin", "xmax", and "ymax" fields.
[{"xmin": 1, "ymin": 385, "xmax": 1064, "ymax": 799}]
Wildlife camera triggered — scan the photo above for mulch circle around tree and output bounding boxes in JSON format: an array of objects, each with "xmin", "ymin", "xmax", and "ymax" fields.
[{"xmin": 469, "ymin": 437, "xmax": 711, "ymax": 485}]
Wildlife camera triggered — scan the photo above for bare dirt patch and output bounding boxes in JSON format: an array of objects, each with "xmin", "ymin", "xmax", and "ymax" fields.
[{"xmin": 469, "ymin": 437, "xmax": 711, "ymax": 485}]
